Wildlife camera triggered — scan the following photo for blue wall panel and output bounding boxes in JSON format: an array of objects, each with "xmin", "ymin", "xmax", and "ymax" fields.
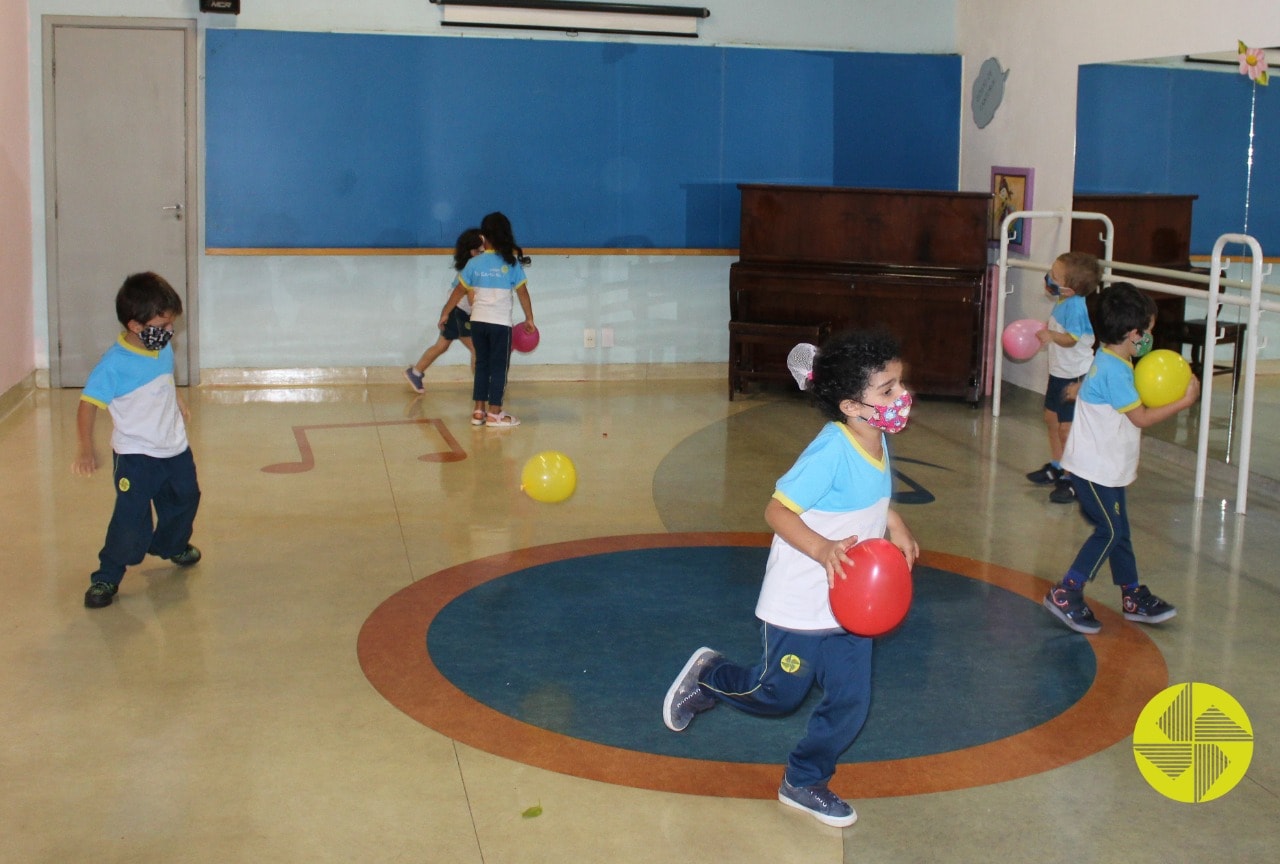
[
  {"xmin": 206, "ymin": 30, "xmax": 962, "ymax": 249},
  {"xmin": 1076, "ymin": 64, "xmax": 1278, "ymax": 254}
]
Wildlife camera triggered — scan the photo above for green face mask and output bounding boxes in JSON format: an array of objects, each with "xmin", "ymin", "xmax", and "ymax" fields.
[{"xmin": 1134, "ymin": 331, "xmax": 1154, "ymax": 358}]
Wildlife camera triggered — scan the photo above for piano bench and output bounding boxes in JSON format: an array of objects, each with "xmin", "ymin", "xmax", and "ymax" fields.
[{"xmin": 728, "ymin": 321, "xmax": 831, "ymax": 400}]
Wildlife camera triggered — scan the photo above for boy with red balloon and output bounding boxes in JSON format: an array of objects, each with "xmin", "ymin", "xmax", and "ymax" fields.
[
  {"xmin": 661, "ymin": 330, "xmax": 918, "ymax": 829},
  {"xmin": 1024, "ymin": 251, "xmax": 1100, "ymax": 504},
  {"xmin": 1044, "ymin": 283, "xmax": 1199, "ymax": 635}
]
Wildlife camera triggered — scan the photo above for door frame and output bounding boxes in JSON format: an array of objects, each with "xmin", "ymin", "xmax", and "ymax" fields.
[{"xmin": 41, "ymin": 15, "xmax": 200, "ymax": 387}]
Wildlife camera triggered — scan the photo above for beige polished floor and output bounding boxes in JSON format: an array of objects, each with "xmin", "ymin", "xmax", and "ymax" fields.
[{"xmin": 2, "ymin": 371, "xmax": 1278, "ymax": 863}]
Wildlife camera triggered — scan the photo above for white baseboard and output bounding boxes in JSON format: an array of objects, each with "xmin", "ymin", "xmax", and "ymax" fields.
[{"xmin": 196, "ymin": 362, "xmax": 726, "ymax": 388}]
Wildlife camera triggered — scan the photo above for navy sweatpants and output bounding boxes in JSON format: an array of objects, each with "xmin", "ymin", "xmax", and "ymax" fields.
[
  {"xmin": 92, "ymin": 448, "xmax": 200, "ymax": 585},
  {"xmin": 702, "ymin": 622, "xmax": 873, "ymax": 788},
  {"xmin": 470, "ymin": 320, "xmax": 513, "ymax": 407}
]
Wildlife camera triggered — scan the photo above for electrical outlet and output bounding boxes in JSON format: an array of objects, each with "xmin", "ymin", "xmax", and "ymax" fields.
[
  {"xmin": 583, "ymin": 328, "xmax": 597, "ymax": 348},
  {"xmin": 601, "ymin": 327, "xmax": 614, "ymax": 348}
]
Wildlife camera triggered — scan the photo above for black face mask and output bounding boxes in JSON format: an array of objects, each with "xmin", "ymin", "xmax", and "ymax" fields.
[{"xmin": 138, "ymin": 325, "xmax": 174, "ymax": 351}]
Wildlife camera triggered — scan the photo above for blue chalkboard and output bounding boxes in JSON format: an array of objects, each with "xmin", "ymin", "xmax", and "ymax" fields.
[
  {"xmin": 206, "ymin": 30, "xmax": 961, "ymax": 249},
  {"xmin": 1076, "ymin": 63, "xmax": 1279, "ymax": 255}
]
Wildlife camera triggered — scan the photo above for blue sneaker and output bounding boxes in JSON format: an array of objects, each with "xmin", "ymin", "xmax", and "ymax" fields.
[
  {"xmin": 778, "ymin": 779, "xmax": 857, "ymax": 828},
  {"xmin": 404, "ymin": 366, "xmax": 425, "ymax": 394},
  {"xmin": 1043, "ymin": 586, "xmax": 1101, "ymax": 634},
  {"xmin": 1122, "ymin": 585, "xmax": 1177, "ymax": 624},
  {"xmin": 662, "ymin": 647, "xmax": 721, "ymax": 732}
]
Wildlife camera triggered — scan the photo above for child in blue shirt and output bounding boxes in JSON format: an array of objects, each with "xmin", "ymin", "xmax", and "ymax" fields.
[
  {"xmin": 662, "ymin": 330, "xmax": 918, "ymax": 828},
  {"xmin": 441, "ymin": 212, "xmax": 534, "ymax": 427},
  {"xmin": 1044, "ymin": 282, "xmax": 1199, "ymax": 634},
  {"xmin": 74, "ymin": 272, "xmax": 202, "ymax": 608},
  {"xmin": 1025, "ymin": 251, "xmax": 1100, "ymax": 504},
  {"xmin": 404, "ymin": 227, "xmax": 483, "ymax": 394}
]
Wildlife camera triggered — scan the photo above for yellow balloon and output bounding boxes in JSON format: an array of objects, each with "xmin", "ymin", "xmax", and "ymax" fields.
[
  {"xmin": 520, "ymin": 451, "xmax": 577, "ymax": 503},
  {"xmin": 1134, "ymin": 349, "xmax": 1192, "ymax": 408}
]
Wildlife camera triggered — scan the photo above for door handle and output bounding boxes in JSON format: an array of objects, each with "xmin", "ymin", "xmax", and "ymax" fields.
[{"xmin": 161, "ymin": 203, "xmax": 184, "ymax": 221}]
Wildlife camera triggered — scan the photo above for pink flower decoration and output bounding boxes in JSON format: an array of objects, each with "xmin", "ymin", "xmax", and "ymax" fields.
[{"xmin": 1238, "ymin": 40, "xmax": 1269, "ymax": 85}]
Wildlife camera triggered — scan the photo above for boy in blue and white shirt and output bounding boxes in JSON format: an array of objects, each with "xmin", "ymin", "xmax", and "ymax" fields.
[
  {"xmin": 1045, "ymin": 282, "xmax": 1199, "ymax": 634},
  {"xmin": 73, "ymin": 272, "xmax": 202, "ymax": 608},
  {"xmin": 1025, "ymin": 251, "xmax": 1100, "ymax": 503}
]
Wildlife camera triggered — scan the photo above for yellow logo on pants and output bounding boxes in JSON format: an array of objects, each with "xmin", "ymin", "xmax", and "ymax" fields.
[
  {"xmin": 1133, "ymin": 682, "xmax": 1253, "ymax": 803},
  {"xmin": 118, "ymin": 477, "xmax": 130, "ymax": 493},
  {"xmin": 779, "ymin": 654, "xmax": 801, "ymax": 674}
]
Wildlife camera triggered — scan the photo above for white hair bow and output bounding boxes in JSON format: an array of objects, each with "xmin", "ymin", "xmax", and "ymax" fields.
[{"xmin": 787, "ymin": 343, "xmax": 817, "ymax": 390}]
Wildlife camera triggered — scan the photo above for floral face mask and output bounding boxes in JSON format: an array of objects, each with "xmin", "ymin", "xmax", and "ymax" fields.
[{"xmin": 861, "ymin": 392, "xmax": 913, "ymax": 434}]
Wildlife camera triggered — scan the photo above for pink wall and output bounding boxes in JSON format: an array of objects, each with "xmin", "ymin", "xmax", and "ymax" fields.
[{"xmin": 0, "ymin": 1, "xmax": 34, "ymax": 396}]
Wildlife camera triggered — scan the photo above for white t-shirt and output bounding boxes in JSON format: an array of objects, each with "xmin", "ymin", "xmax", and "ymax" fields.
[
  {"xmin": 1062, "ymin": 347, "xmax": 1143, "ymax": 487},
  {"xmin": 1047, "ymin": 294, "xmax": 1095, "ymax": 379},
  {"xmin": 755, "ymin": 422, "xmax": 893, "ymax": 631},
  {"xmin": 458, "ymin": 251, "xmax": 528, "ymax": 327}
]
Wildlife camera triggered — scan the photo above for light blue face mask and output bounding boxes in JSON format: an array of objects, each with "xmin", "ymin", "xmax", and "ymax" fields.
[{"xmin": 1133, "ymin": 331, "xmax": 1154, "ymax": 358}]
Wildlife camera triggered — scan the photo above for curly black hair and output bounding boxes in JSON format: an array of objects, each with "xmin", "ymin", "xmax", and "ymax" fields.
[{"xmin": 808, "ymin": 329, "xmax": 903, "ymax": 422}]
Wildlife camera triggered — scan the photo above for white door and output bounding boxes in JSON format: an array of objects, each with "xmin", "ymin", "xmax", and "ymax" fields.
[{"xmin": 44, "ymin": 18, "xmax": 197, "ymax": 387}]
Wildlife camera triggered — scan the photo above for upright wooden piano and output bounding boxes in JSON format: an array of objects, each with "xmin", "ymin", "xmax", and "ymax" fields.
[{"xmin": 729, "ymin": 184, "xmax": 992, "ymax": 402}]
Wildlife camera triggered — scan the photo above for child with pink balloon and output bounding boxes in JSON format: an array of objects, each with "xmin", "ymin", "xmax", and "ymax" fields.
[
  {"xmin": 1023, "ymin": 252, "xmax": 1100, "ymax": 504},
  {"xmin": 661, "ymin": 329, "xmax": 918, "ymax": 829},
  {"xmin": 1044, "ymin": 282, "xmax": 1199, "ymax": 635},
  {"xmin": 440, "ymin": 212, "xmax": 535, "ymax": 428}
]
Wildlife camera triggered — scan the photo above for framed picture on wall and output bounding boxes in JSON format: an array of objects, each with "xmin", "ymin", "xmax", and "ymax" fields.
[{"xmin": 990, "ymin": 166, "xmax": 1034, "ymax": 254}]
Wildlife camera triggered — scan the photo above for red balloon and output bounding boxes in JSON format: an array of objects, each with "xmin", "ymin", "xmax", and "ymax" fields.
[
  {"xmin": 1001, "ymin": 318, "xmax": 1046, "ymax": 361},
  {"xmin": 512, "ymin": 324, "xmax": 540, "ymax": 353},
  {"xmin": 829, "ymin": 538, "xmax": 912, "ymax": 637}
]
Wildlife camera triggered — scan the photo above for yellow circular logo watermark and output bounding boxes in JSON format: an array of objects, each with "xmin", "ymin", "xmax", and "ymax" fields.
[
  {"xmin": 118, "ymin": 477, "xmax": 130, "ymax": 493},
  {"xmin": 779, "ymin": 654, "xmax": 802, "ymax": 674},
  {"xmin": 1133, "ymin": 682, "xmax": 1253, "ymax": 803}
]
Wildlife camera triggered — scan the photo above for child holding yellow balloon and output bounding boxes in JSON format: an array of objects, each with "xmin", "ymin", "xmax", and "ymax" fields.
[{"xmin": 1043, "ymin": 282, "xmax": 1200, "ymax": 635}]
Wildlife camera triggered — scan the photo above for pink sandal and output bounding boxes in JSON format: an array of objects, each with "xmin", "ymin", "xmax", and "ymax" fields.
[
  {"xmin": 470, "ymin": 410, "xmax": 486, "ymax": 426},
  {"xmin": 485, "ymin": 411, "xmax": 520, "ymax": 427}
]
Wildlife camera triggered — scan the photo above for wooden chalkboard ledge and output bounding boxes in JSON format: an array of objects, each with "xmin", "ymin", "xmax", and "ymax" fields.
[{"xmin": 205, "ymin": 247, "xmax": 738, "ymax": 257}]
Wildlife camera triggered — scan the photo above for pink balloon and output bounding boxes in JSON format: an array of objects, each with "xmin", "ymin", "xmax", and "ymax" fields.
[
  {"xmin": 1002, "ymin": 318, "xmax": 1046, "ymax": 361},
  {"xmin": 512, "ymin": 325, "xmax": 540, "ymax": 353}
]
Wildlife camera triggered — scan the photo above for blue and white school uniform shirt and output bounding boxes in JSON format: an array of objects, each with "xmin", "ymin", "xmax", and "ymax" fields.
[
  {"xmin": 458, "ymin": 252, "xmax": 528, "ymax": 326},
  {"xmin": 1047, "ymin": 293, "xmax": 1095, "ymax": 378},
  {"xmin": 81, "ymin": 335, "xmax": 188, "ymax": 458},
  {"xmin": 756, "ymin": 422, "xmax": 893, "ymax": 631},
  {"xmin": 1061, "ymin": 347, "xmax": 1142, "ymax": 487}
]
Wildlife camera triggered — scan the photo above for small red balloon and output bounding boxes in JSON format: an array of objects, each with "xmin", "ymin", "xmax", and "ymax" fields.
[
  {"xmin": 512, "ymin": 324, "xmax": 540, "ymax": 353},
  {"xmin": 829, "ymin": 538, "xmax": 912, "ymax": 637}
]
